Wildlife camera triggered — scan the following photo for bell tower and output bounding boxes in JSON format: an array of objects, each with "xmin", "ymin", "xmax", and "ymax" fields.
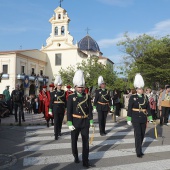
[{"xmin": 42, "ymin": 6, "xmax": 74, "ymax": 49}]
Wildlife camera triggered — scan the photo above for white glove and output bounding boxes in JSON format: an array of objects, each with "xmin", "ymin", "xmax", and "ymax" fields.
[
  {"xmin": 127, "ymin": 121, "xmax": 132, "ymax": 126},
  {"xmin": 90, "ymin": 124, "xmax": 95, "ymax": 128},
  {"xmin": 92, "ymin": 109, "xmax": 97, "ymax": 114},
  {"xmin": 108, "ymin": 112, "xmax": 113, "ymax": 115},
  {"xmin": 68, "ymin": 125, "xmax": 75, "ymax": 131},
  {"xmin": 49, "ymin": 112, "xmax": 53, "ymax": 115},
  {"xmin": 110, "ymin": 108, "xmax": 114, "ymax": 112},
  {"xmin": 149, "ymin": 120, "xmax": 153, "ymax": 123}
]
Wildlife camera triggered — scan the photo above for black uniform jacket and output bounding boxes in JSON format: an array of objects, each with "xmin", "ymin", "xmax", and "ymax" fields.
[
  {"xmin": 11, "ymin": 90, "xmax": 24, "ymax": 104},
  {"xmin": 49, "ymin": 89, "xmax": 66, "ymax": 113},
  {"xmin": 67, "ymin": 92, "xmax": 93, "ymax": 128},
  {"xmin": 127, "ymin": 94, "xmax": 151, "ymax": 123},
  {"xmin": 93, "ymin": 89, "xmax": 112, "ymax": 112}
]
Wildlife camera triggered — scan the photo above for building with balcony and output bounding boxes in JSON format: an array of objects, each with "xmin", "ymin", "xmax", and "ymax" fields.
[
  {"xmin": 0, "ymin": 5, "xmax": 114, "ymax": 95},
  {"xmin": 0, "ymin": 50, "xmax": 48, "ymax": 95}
]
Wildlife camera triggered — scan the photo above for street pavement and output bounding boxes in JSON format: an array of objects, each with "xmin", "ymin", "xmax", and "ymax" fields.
[{"xmin": 1, "ymin": 113, "xmax": 170, "ymax": 170}]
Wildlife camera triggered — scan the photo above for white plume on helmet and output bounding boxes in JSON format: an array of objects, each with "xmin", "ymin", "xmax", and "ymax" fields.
[
  {"xmin": 54, "ymin": 75, "xmax": 62, "ymax": 85},
  {"xmin": 98, "ymin": 76, "xmax": 105, "ymax": 86},
  {"xmin": 73, "ymin": 70, "xmax": 85, "ymax": 87},
  {"xmin": 134, "ymin": 73, "xmax": 144, "ymax": 88}
]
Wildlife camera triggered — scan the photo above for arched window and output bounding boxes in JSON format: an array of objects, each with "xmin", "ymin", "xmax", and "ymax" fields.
[
  {"xmin": 55, "ymin": 26, "xmax": 58, "ymax": 35},
  {"xmin": 61, "ymin": 26, "xmax": 65, "ymax": 35},
  {"xmin": 58, "ymin": 14, "xmax": 61, "ymax": 19}
]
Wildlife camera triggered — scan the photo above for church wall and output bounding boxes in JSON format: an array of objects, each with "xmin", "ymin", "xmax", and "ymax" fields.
[{"xmin": 45, "ymin": 49, "xmax": 87, "ymax": 84}]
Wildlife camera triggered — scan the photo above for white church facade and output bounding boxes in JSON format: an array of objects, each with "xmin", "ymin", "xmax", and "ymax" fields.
[{"xmin": 0, "ymin": 6, "xmax": 114, "ymax": 95}]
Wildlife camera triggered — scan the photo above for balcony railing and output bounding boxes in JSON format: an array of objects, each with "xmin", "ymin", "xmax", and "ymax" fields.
[
  {"xmin": 2, "ymin": 74, "xmax": 9, "ymax": 79},
  {"xmin": 17, "ymin": 74, "xmax": 49, "ymax": 83}
]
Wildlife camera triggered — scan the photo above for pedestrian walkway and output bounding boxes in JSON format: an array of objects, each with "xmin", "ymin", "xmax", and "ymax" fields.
[
  {"xmin": 0, "ymin": 112, "xmax": 124, "ymax": 126},
  {"xmin": 0, "ymin": 113, "xmax": 47, "ymax": 126},
  {"xmin": 21, "ymin": 120, "xmax": 169, "ymax": 170}
]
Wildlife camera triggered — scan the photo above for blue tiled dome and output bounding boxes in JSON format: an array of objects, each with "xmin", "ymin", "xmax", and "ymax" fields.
[{"xmin": 78, "ymin": 35, "xmax": 100, "ymax": 52}]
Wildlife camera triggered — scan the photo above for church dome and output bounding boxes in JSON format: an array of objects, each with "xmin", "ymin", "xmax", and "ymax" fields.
[{"xmin": 78, "ymin": 35, "xmax": 100, "ymax": 52}]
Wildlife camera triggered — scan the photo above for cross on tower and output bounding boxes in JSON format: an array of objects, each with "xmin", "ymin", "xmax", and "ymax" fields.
[
  {"xmin": 85, "ymin": 27, "xmax": 91, "ymax": 35},
  {"xmin": 59, "ymin": 0, "xmax": 63, "ymax": 7}
]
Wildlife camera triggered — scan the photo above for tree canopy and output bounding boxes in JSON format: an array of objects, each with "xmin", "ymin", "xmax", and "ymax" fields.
[
  {"xmin": 59, "ymin": 57, "xmax": 117, "ymax": 90},
  {"xmin": 117, "ymin": 33, "xmax": 170, "ymax": 88}
]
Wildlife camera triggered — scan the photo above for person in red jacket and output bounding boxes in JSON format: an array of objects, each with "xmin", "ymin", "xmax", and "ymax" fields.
[
  {"xmin": 66, "ymin": 85, "xmax": 73, "ymax": 101},
  {"xmin": 46, "ymin": 83, "xmax": 55, "ymax": 127},
  {"xmin": 38, "ymin": 85, "xmax": 48, "ymax": 118}
]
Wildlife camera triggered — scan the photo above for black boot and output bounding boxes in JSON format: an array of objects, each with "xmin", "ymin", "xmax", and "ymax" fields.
[
  {"xmin": 74, "ymin": 157, "xmax": 80, "ymax": 163},
  {"xmin": 47, "ymin": 121, "xmax": 49, "ymax": 127},
  {"xmin": 51, "ymin": 119, "xmax": 54, "ymax": 126},
  {"xmin": 83, "ymin": 162, "xmax": 94, "ymax": 168}
]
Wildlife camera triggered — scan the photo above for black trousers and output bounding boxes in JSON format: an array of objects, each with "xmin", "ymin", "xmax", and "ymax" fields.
[
  {"xmin": 97, "ymin": 110, "xmax": 108, "ymax": 134},
  {"xmin": 47, "ymin": 117, "xmax": 54, "ymax": 123},
  {"xmin": 6, "ymin": 100, "xmax": 12, "ymax": 115},
  {"xmin": 160, "ymin": 106, "xmax": 170, "ymax": 124},
  {"xmin": 151, "ymin": 109, "xmax": 156, "ymax": 120},
  {"xmin": 133, "ymin": 122, "xmax": 146, "ymax": 155},
  {"xmin": 114, "ymin": 103, "xmax": 121, "ymax": 116},
  {"xmin": 14, "ymin": 102, "xmax": 24, "ymax": 121},
  {"xmin": 53, "ymin": 106, "xmax": 64, "ymax": 138},
  {"xmin": 33, "ymin": 109, "xmax": 39, "ymax": 114},
  {"xmin": 71, "ymin": 126, "xmax": 89, "ymax": 164}
]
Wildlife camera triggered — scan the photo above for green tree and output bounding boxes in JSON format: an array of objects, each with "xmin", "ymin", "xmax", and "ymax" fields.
[
  {"xmin": 117, "ymin": 33, "xmax": 170, "ymax": 88},
  {"xmin": 59, "ymin": 57, "xmax": 116, "ymax": 90}
]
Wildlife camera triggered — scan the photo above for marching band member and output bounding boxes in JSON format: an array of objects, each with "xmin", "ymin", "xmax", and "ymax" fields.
[
  {"xmin": 67, "ymin": 70, "xmax": 94, "ymax": 168},
  {"xmin": 93, "ymin": 76, "xmax": 113, "ymax": 136},
  {"xmin": 49, "ymin": 76, "xmax": 66, "ymax": 140},
  {"xmin": 127, "ymin": 73, "xmax": 153, "ymax": 158}
]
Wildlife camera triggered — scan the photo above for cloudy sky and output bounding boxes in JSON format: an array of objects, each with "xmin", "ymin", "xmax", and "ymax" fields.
[{"xmin": 0, "ymin": 0, "xmax": 170, "ymax": 68}]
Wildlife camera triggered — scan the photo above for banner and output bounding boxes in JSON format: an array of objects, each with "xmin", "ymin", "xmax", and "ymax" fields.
[
  {"xmin": 23, "ymin": 75, "xmax": 29, "ymax": 88},
  {"xmin": 35, "ymin": 77, "xmax": 39, "ymax": 88},
  {"xmin": 43, "ymin": 78, "xmax": 46, "ymax": 85}
]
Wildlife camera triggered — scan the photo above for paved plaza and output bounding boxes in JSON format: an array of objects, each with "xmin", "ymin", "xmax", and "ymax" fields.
[{"xmin": 1, "ymin": 113, "xmax": 170, "ymax": 170}]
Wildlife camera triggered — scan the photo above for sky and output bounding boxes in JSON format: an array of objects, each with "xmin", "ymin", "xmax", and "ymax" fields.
[{"xmin": 1, "ymin": 0, "xmax": 170, "ymax": 70}]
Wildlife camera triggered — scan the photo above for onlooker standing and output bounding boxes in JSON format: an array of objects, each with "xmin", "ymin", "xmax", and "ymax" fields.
[
  {"xmin": 123, "ymin": 89, "xmax": 130, "ymax": 110},
  {"xmin": 24, "ymin": 96, "xmax": 29, "ymax": 113},
  {"xmin": 30, "ymin": 94, "xmax": 35, "ymax": 114},
  {"xmin": 38, "ymin": 86, "xmax": 47, "ymax": 118},
  {"xmin": 159, "ymin": 85, "xmax": 170, "ymax": 125},
  {"xmin": 45, "ymin": 84, "xmax": 54, "ymax": 127},
  {"xmin": 3, "ymin": 86, "xmax": 12, "ymax": 114},
  {"xmin": 33, "ymin": 98, "xmax": 39, "ymax": 114},
  {"xmin": 150, "ymin": 90, "xmax": 157, "ymax": 120},
  {"xmin": 66, "ymin": 85, "xmax": 73, "ymax": 101},
  {"xmin": 157, "ymin": 88, "xmax": 164, "ymax": 119},
  {"xmin": 112, "ymin": 90, "xmax": 121, "ymax": 117},
  {"xmin": 11, "ymin": 84, "xmax": 25, "ymax": 123},
  {"xmin": 145, "ymin": 88, "xmax": 157, "ymax": 120},
  {"xmin": 145, "ymin": 88, "xmax": 152, "ymax": 100}
]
